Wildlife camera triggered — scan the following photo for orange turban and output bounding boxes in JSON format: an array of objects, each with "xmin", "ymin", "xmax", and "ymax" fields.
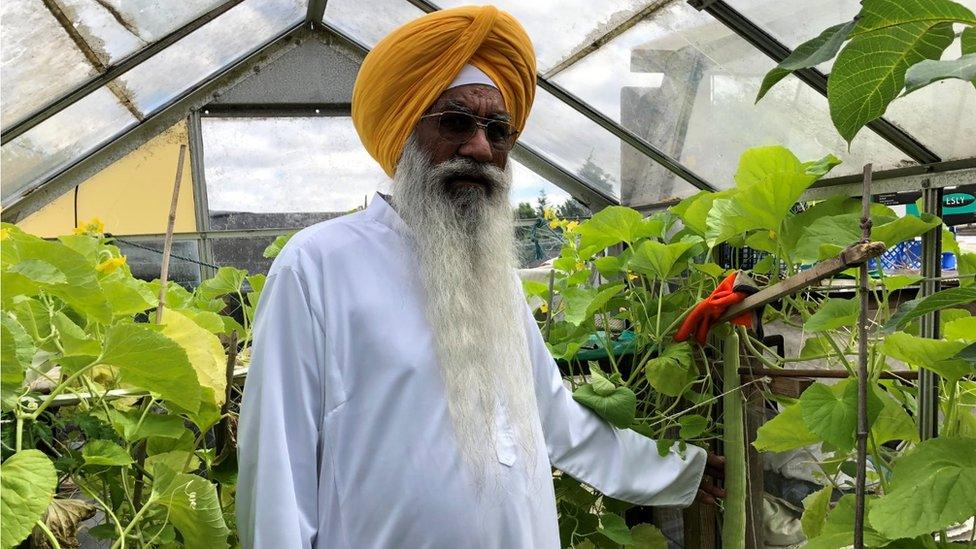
[{"xmin": 351, "ymin": 5, "xmax": 537, "ymax": 177}]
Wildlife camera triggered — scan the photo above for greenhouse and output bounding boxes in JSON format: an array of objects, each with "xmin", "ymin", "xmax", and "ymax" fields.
[{"xmin": 1, "ymin": 0, "xmax": 975, "ymax": 547}]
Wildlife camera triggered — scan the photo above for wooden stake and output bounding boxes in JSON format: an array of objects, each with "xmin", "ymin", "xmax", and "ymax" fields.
[
  {"xmin": 155, "ymin": 144, "xmax": 188, "ymax": 325},
  {"xmin": 854, "ymin": 163, "xmax": 873, "ymax": 549}
]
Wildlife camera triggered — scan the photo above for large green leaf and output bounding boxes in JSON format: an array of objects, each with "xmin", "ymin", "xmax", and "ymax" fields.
[
  {"xmin": 852, "ymin": 0, "xmax": 976, "ymax": 35},
  {"xmin": 884, "ymin": 287, "xmax": 976, "ymax": 332},
  {"xmin": 195, "ymin": 266, "xmax": 247, "ymax": 302},
  {"xmin": 575, "ymin": 206, "xmax": 663, "ymax": 251},
  {"xmin": 153, "ymin": 471, "xmax": 230, "ymax": 549},
  {"xmin": 799, "ymin": 380, "xmax": 882, "ymax": 452},
  {"xmin": 52, "ymin": 312, "xmax": 100, "ymax": 358},
  {"xmin": 0, "ymin": 450, "xmax": 57, "ymax": 549},
  {"xmin": 944, "ymin": 315, "xmax": 976, "ymax": 342},
  {"xmin": 805, "ymin": 494, "xmax": 890, "ymax": 549},
  {"xmin": 872, "ymin": 213, "xmax": 942, "ymax": 247},
  {"xmin": 1, "ymin": 314, "xmax": 33, "ymax": 399},
  {"xmin": 670, "ymin": 190, "xmax": 734, "ymax": 237},
  {"xmin": 82, "ymin": 440, "xmax": 134, "ymax": 467},
  {"xmin": 804, "ymin": 298, "xmax": 858, "ymax": 332},
  {"xmin": 573, "ymin": 383, "xmax": 638, "ymax": 428},
  {"xmin": 869, "ymin": 437, "xmax": 976, "ymax": 539},
  {"xmin": 1, "ymin": 230, "xmax": 111, "ymax": 323},
  {"xmin": 829, "ymin": 21, "xmax": 955, "ymax": 142},
  {"xmin": 101, "ymin": 275, "xmax": 157, "ymax": 316},
  {"xmin": 904, "ymin": 52, "xmax": 976, "ymax": 93},
  {"xmin": 598, "ymin": 513, "xmax": 632, "ymax": 545},
  {"xmin": 756, "ymin": 20, "xmax": 857, "ymax": 101},
  {"xmin": 644, "ymin": 342, "xmax": 695, "ymax": 397},
  {"xmin": 881, "ymin": 331, "xmax": 971, "ymax": 380},
  {"xmin": 753, "ymin": 400, "xmax": 821, "ymax": 452},
  {"xmin": 870, "ymin": 390, "xmax": 919, "ymax": 446},
  {"xmin": 628, "ymin": 237, "xmax": 702, "ymax": 280},
  {"xmin": 100, "ymin": 323, "xmax": 202, "ymax": 412},
  {"xmin": 8, "ymin": 259, "xmax": 67, "ymax": 285},
  {"xmin": 161, "ymin": 310, "xmax": 227, "ymax": 408},
  {"xmin": 262, "ymin": 231, "xmax": 296, "ymax": 259},
  {"xmin": 561, "ymin": 284, "xmax": 625, "ymax": 326},
  {"xmin": 800, "ymin": 485, "xmax": 833, "ymax": 539}
]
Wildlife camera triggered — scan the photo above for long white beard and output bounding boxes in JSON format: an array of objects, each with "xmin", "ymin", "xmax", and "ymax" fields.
[{"xmin": 391, "ymin": 136, "xmax": 540, "ymax": 488}]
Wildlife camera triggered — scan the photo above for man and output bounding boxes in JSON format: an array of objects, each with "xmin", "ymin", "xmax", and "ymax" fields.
[{"xmin": 237, "ymin": 6, "xmax": 722, "ymax": 548}]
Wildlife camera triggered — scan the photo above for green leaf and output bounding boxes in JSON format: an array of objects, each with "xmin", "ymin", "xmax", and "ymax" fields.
[
  {"xmin": 644, "ymin": 342, "xmax": 696, "ymax": 397},
  {"xmin": 869, "ymin": 437, "xmax": 976, "ymax": 539},
  {"xmin": 753, "ymin": 401, "xmax": 821, "ymax": 452},
  {"xmin": 195, "ymin": 267, "xmax": 247, "ymax": 302},
  {"xmin": 589, "ymin": 364, "xmax": 617, "ymax": 397},
  {"xmin": 872, "ymin": 213, "xmax": 942, "ymax": 247},
  {"xmin": 964, "ymin": 26, "xmax": 976, "ymax": 54},
  {"xmin": 829, "ymin": 21, "xmax": 955, "ymax": 143},
  {"xmin": 626, "ymin": 523, "xmax": 668, "ymax": 548},
  {"xmin": 670, "ymin": 190, "xmax": 733, "ymax": 237},
  {"xmin": 852, "ymin": 0, "xmax": 976, "ymax": 35},
  {"xmin": 756, "ymin": 20, "xmax": 856, "ymax": 102},
  {"xmin": 944, "ymin": 315, "xmax": 976, "ymax": 342},
  {"xmin": 870, "ymin": 390, "xmax": 919, "ymax": 446},
  {"xmin": 881, "ymin": 331, "xmax": 971, "ymax": 380},
  {"xmin": 804, "ymin": 298, "xmax": 858, "ymax": 332},
  {"xmin": 576, "ymin": 206, "xmax": 663, "ymax": 250},
  {"xmin": 677, "ymin": 414, "xmax": 709, "ymax": 439},
  {"xmin": 904, "ymin": 52, "xmax": 976, "ymax": 94},
  {"xmin": 153, "ymin": 472, "xmax": 231, "ymax": 549},
  {"xmin": 101, "ymin": 275, "xmax": 157, "ymax": 316},
  {"xmin": 82, "ymin": 439, "xmax": 133, "ymax": 466},
  {"xmin": 262, "ymin": 231, "xmax": 296, "ymax": 259},
  {"xmin": 799, "ymin": 380, "xmax": 883, "ymax": 452},
  {"xmin": 884, "ymin": 287, "xmax": 976, "ymax": 332},
  {"xmin": 100, "ymin": 408, "xmax": 186, "ymax": 442},
  {"xmin": 882, "ymin": 274, "xmax": 923, "ymax": 292},
  {"xmin": 8, "ymin": 259, "xmax": 67, "ymax": 285},
  {"xmin": 806, "ymin": 494, "xmax": 890, "ymax": 548},
  {"xmin": 561, "ymin": 284, "xmax": 625, "ymax": 326},
  {"xmin": 598, "ymin": 513, "xmax": 633, "ymax": 545},
  {"xmin": 0, "ymin": 450, "xmax": 57, "ymax": 549},
  {"xmin": 800, "ymin": 485, "xmax": 833, "ymax": 539},
  {"xmin": 573, "ymin": 383, "xmax": 638, "ymax": 428},
  {"xmin": 175, "ymin": 308, "xmax": 226, "ymax": 335},
  {"xmin": 628, "ymin": 237, "xmax": 703, "ymax": 279},
  {"xmin": 593, "ymin": 255, "xmax": 624, "ymax": 277},
  {"xmin": 161, "ymin": 310, "xmax": 227, "ymax": 408},
  {"xmin": 52, "ymin": 312, "xmax": 100, "ymax": 357},
  {"xmin": 960, "ymin": 252, "xmax": 976, "ymax": 287},
  {"xmin": 691, "ymin": 262, "xmax": 726, "ymax": 278},
  {"xmin": 1, "ymin": 314, "xmax": 33, "ymax": 395},
  {"xmin": 101, "ymin": 323, "xmax": 202, "ymax": 412}
]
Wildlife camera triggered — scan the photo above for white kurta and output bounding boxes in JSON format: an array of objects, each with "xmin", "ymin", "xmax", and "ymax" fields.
[{"xmin": 236, "ymin": 193, "xmax": 706, "ymax": 549}]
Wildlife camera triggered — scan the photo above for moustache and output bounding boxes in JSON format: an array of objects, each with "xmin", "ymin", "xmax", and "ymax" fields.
[{"xmin": 429, "ymin": 158, "xmax": 508, "ymax": 197}]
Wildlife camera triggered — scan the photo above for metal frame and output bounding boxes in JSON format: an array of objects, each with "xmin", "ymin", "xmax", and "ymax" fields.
[
  {"xmin": 802, "ymin": 163, "xmax": 976, "ymax": 202},
  {"xmin": 1, "ymin": 0, "xmax": 245, "ymax": 144},
  {"xmin": 307, "ymin": 0, "xmax": 328, "ymax": 24},
  {"xmin": 1, "ymin": 22, "xmax": 309, "ymax": 222},
  {"xmin": 689, "ymin": 0, "xmax": 942, "ymax": 165},
  {"xmin": 402, "ymin": 0, "xmax": 718, "ymax": 194}
]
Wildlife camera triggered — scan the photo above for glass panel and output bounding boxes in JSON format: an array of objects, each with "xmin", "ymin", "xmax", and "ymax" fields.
[
  {"xmin": 119, "ymin": 0, "xmax": 304, "ymax": 115},
  {"xmin": 552, "ymin": 0, "xmax": 913, "ymax": 207},
  {"xmin": 212, "ymin": 235, "xmax": 277, "ymax": 275},
  {"xmin": 434, "ymin": 0, "xmax": 655, "ymax": 73},
  {"xmin": 1, "ymin": 87, "xmax": 138, "ymax": 204},
  {"xmin": 87, "ymin": 1, "xmax": 227, "ymax": 45},
  {"xmin": 201, "ymin": 116, "xmax": 389, "ymax": 231},
  {"xmin": 324, "ymin": 0, "xmax": 423, "ymax": 46},
  {"xmin": 114, "ymin": 238, "xmax": 202, "ymax": 287},
  {"xmin": 0, "ymin": 0, "xmax": 97, "ymax": 128},
  {"xmin": 732, "ymin": 0, "xmax": 976, "ymax": 160}
]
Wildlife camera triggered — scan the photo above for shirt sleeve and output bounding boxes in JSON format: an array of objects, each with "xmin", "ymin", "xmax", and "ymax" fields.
[
  {"xmin": 237, "ymin": 264, "xmax": 326, "ymax": 548},
  {"xmin": 523, "ymin": 302, "xmax": 706, "ymax": 507}
]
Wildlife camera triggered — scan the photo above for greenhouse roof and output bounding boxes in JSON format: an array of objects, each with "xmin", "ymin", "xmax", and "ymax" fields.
[{"xmin": 2, "ymin": 0, "xmax": 975, "ymax": 220}]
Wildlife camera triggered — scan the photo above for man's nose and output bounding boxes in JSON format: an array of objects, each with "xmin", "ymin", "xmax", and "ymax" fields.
[{"xmin": 457, "ymin": 126, "xmax": 494, "ymax": 163}]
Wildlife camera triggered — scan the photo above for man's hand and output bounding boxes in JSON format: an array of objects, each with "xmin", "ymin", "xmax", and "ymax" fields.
[{"xmin": 695, "ymin": 452, "xmax": 726, "ymax": 505}]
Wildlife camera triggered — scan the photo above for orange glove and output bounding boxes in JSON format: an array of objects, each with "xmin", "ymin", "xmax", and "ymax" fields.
[{"xmin": 674, "ymin": 272, "xmax": 754, "ymax": 345}]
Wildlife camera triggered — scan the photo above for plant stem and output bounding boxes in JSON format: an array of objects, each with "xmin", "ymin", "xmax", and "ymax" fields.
[
  {"xmin": 15, "ymin": 416, "xmax": 23, "ymax": 452},
  {"xmin": 35, "ymin": 519, "xmax": 61, "ymax": 549},
  {"xmin": 111, "ymin": 494, "xmax": 156, "ymax": 549},
  {"xmin": 28, "ymin": 357, "xmax": 102, "ymax": 420}
]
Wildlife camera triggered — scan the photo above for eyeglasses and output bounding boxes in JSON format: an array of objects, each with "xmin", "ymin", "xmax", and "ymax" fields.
[{"xmin": 419, "ymin": 110, "xmax": 519, "ymax": 151}]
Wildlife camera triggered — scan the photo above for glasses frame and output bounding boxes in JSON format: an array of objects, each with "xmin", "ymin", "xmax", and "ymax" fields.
[{"xmin": 418, "ymin": 110, "xmax": 519, "ymax": 151}]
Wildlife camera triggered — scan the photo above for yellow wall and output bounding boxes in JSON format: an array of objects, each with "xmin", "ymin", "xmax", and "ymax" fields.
[{"xmin": 18, "ymin": 120, "xmax": 197, "ymax": 237}]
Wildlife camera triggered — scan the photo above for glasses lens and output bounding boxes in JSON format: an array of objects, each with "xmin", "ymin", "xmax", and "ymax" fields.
[
  {"xmin": 485, "ymin": 121, "xmax": 514, "ymax": 149},
  {"xmin": 438, "ymin": 112, "xmax": 476, "ymax": 141}
]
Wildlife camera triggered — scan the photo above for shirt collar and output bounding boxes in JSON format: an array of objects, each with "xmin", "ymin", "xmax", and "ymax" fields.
[{"xmin": 365, "ymin": 192, "xmax": 414, "ymax": 240}]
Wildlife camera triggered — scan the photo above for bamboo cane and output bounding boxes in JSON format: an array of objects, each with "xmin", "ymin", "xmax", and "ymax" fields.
[{"xmin": 854, "ymin": 163, "xmax": 873, "ymax": 549}]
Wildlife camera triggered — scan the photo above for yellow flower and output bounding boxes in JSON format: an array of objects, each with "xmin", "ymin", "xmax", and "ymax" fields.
[
  {"xmin": 627, "ymin": 272, "xmax": 638, "ymax": 281},
  {"xmin": 0, "ymin": 227, "xmax": 10, "ymax": 241},
  {"xmin": 549, "ymin": 220, "xmax": 561, "ymax": 230},
  {"xmin": 575, "ymin": 261, "xmax": 585, "ymax": 271},
  {"xmin": 74, "ymin": 218, "xmax": 105, "ymax": 236},
  {"xmin": 96, "ymin": 256, "xmax": 127, "ymax": 274},
  {"xmin": 768, "ymin": 229, "xmax": 777, "ymax": 241},
  {"xmin": 543, "ymin": 208, "xmax": 556, "ymax": 221},
  {"xmin": 539, "ymin": 302, "xmax": 549, "ymax": 313},
  {"xmin": 565, "ymin": 220, "xmax": 579, "ymax": 232}
]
